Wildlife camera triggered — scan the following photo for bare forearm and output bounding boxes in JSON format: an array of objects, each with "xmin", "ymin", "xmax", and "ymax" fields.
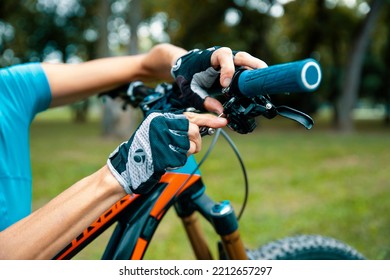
[
  {"xmin": 43, "ymin": 43, "xmax": 187, "ymax": 107},
  {"xmin": 0, "ymin": 166, "xmax": 126, "ymax": 259}
]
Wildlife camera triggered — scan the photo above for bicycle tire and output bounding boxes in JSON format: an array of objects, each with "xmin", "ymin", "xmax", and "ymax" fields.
[{"xmin": 248, "ymin": 234, "xmax": 365, "ymax": 260}]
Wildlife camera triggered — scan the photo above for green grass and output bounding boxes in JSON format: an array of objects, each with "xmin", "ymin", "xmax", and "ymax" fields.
[{"xmin": 30, "ymin": 116, "xmax": 390, "ymax": 260}]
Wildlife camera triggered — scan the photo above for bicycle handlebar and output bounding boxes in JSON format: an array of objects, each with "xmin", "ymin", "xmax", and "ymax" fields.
[
  {"xmin": 100, "ymin": 58, "xmax": 320, "ymax": 133},
  {"xmin": 232, "ymin": 58, "xmax": 322, "ymax": 97}
]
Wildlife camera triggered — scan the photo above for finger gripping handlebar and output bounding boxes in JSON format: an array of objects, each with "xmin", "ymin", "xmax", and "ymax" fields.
[{"xmin": 233, "ymin": 58, "xmax": 322, "ymax": 97}]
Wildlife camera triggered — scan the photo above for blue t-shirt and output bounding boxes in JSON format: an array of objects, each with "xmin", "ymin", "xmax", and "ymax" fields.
[{"xmin": 0, "ymin": 63, "xmax": 51, "ymax": 231}]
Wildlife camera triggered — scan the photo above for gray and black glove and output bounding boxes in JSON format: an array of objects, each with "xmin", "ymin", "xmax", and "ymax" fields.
[
  {"xmin": 171, "ymin": 47, "xmax": 222, "ymax": 111},
  {"xmin": 107, "ymin": 111, "xmax": 189, "ymax": 194}
]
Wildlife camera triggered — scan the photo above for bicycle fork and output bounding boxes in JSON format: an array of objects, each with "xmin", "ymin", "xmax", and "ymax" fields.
[{"xmin": 175, "ymin": 191, "xmax": 248, "ymax": 260}]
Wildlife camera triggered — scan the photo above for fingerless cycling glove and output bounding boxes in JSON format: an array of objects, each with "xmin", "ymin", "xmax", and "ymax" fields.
[
  {"xmin": 171, "ymin": 47, "xmax": 221, "ymax": 111},
  {"xmin": 107, "ymin": 112, "xmax": 189, "ymax": 194}
]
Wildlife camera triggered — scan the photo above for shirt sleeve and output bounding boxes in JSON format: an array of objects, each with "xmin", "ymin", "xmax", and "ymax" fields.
[
  {"xmin": 0, "ymin": 63, "xmax": 52, "ymax": 122},
  {"xmin": 0, "ymin": 63, "xmax": 52, "ymax": 230}
]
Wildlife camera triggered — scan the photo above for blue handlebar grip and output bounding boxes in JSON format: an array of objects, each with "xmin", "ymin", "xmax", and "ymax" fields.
[{"xmin": 237, "ymin": 58, "xmax": 322, "ymax": 97}]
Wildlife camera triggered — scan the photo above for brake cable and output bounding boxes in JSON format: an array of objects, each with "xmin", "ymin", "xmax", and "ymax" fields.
[
  {"xmin": 192, "ymin": 127, "xmax": 249, "ymax": 221},
  {"xmin": 220, "ymin": 129, "xmax": 249, "ymax": 221},
  {"xmin": 157, "ymin": 127, "xmax": 249, "ymax": 222}
]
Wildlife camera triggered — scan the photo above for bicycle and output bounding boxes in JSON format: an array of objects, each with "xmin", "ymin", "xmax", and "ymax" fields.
[{"xmin": 53, "ymin": 59, "xmax": 365, "ymax": 260}]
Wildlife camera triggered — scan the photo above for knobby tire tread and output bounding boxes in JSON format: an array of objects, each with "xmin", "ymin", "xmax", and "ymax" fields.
[{"xmin": 248, "ymin": 234, "xmax": 365, "ymax": 260}]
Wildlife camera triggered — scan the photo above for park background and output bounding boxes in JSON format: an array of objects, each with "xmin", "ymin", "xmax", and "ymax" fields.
[{"xmin": 1, "ymin": 0, "xmax": 390, "ymax": 259}]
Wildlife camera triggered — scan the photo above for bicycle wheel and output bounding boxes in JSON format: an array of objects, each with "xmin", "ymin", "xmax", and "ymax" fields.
[{"xmin": 248, "ymin": 235, "xmax": 365, "ymax": 260}]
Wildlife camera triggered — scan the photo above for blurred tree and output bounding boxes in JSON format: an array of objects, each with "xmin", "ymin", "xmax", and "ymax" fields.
[
  {"xmin": 148, "ymin": 0, "xmax": 276, "ymax": 61},
  {"xmin": 271, "ymin": 0, "xmax": 330, "ymax": 115},
  {"xmin": 377, "ymin": 6, "xmax": 390, "ymax": 124},
  {"xmin": 277, "ymin": 0, "xmax": 388, "ymax": 131},
  {"xmin": 0, "ymin": 0, "xmax": 97, "ymax": 64},
  {"xmin": 99, "ymin": 0, "xmax": 118, "ymax": 136},
  {"xmin": 101, "ymin": 0, "xmax": 143, "ymax": 139},
  {"xmin": 281, "ymin": 1, "xmax": 358, "ymax": 123},
  {"xmin": 336, "ymin": 0, "xmax": 385, "ymax": 132},
  {"xmin": 128, "ymin": 0, "xmax": 142, "ymax": 54},
  {"xmin": 358, "ymin": 3, "xmax": 390, "ymax": 125},
  {"xmin": 0, "ymin": 0, "xmax": 143, "ymax": 137}
]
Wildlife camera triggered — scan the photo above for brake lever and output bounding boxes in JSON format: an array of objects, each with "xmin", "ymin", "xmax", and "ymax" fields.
[
  {"xmin": 275, "ymin": 105, "xmax": 314, "ymax": 129},
  {"xmin": 221, "ymin": 93, "xmax": 314, "ymax": 133}
]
